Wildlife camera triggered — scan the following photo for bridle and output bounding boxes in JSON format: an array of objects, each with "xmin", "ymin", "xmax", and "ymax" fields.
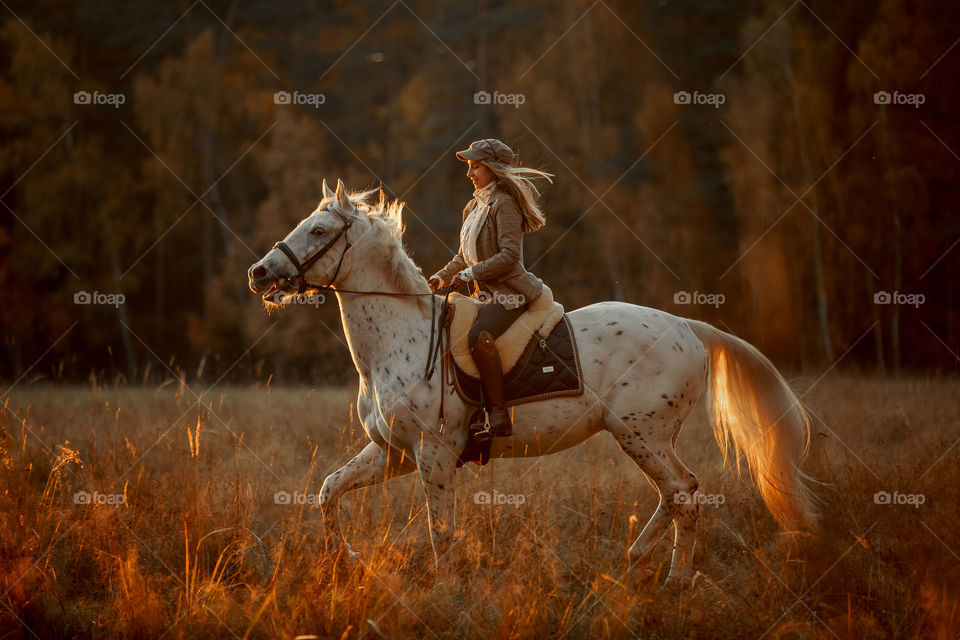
[{"xmin": 272, "ymin": 206, "xmax": 353, "ymax": 294}]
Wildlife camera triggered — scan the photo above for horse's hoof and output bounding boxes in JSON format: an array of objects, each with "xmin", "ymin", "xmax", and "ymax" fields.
[
  {"xmin": 660, "ymin": 573, "xmax": 695, "ymax": 592},
  {"xmin": 320, "ymin": 535, "xmax": 358, "ymax": 561},
  {"xmin": 624, "ymin": 565, "xmax": 659, "ymax": 592}
]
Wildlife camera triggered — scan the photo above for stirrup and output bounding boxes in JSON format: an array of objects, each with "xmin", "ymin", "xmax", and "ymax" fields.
[{"xmin": 473, "ymin": 410, "xmax": 493, "ymax": 442}]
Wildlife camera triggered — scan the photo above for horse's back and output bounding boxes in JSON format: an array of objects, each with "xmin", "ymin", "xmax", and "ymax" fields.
[
  {"xmin": 565, "ymin": 300, "xmax": 707, "ymax": 395},
  {"xmin": 568, "ymin": 300, "xmax": 690, "ymax": 333}
]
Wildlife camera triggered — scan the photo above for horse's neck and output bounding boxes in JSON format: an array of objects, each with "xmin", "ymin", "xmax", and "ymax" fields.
[{"xmin": 335, "ymin": 264, "xmax": 431, "ymax": 384}]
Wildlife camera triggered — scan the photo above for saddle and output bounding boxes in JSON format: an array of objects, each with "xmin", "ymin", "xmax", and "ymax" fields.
[
  {"xmin": 447, "ymin": 284, "xmax": 565, "ymax": 376},
  {"xmin": 438, "ymin": 286, "xmax": 585, "ymax": 467}
]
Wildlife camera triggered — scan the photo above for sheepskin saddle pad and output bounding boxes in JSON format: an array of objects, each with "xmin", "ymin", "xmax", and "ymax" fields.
[{"xmin": 446, "ymin": 285, "xmax": 584, "ymax": 407}]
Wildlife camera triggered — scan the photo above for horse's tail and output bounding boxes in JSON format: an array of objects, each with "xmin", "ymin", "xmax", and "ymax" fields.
[{"xmin": 687, "ymin": 319, "xmax": 817, "ymax": 530}]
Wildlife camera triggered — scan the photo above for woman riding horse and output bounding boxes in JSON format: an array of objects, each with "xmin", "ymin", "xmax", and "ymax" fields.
[{"xmin": 427, "ymin": 138, "xmax": 554, "ymax": 437}]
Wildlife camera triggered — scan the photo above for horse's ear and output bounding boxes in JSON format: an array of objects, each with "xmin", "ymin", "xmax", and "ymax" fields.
[
  {"xmin": 322, "ymin": 179, "xmax": 335, "ymax": 200},
  {"xmin": 336, "ymin": 179, "xmax": 349, "ymax": 208}
]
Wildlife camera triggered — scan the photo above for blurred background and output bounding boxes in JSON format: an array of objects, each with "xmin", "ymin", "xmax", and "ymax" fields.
[{"xmin": 0, "ymin": 0, "xmax": 956, "ymax": 385}]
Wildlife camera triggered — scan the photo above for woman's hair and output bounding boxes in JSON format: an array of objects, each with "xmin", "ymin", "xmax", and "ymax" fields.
[{"xmin": 483, "ymin": 160, "xmax": 554, "ymax": 233}]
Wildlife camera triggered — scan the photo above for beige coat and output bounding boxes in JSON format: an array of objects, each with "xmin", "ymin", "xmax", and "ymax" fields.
[{"xmin": 432, "ymin": 184, "xmax": 543, "ymax": 310}]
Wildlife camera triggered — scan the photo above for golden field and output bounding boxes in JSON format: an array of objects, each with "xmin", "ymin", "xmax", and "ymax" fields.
[{"xmin": 0, "ymin": 375, "xmax": 957, "ymax": 639}]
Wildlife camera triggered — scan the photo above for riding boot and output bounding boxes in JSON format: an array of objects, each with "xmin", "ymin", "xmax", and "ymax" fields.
[{"xmin": 471, "ymin": 330, "xmax": 512, "ymax": 437}]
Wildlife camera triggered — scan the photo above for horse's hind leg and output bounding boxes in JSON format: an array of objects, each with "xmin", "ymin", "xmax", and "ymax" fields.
[{"xmin": 610, "ymin": 422, "xmax": 699, "ymax": 584}]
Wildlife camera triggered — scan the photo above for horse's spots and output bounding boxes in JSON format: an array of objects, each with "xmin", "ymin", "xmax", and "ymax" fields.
[
  {"xmin": 621, "ymin": 382, "xmax": 629, "ymax": 387},
  {"xmin": 667, "ymin": 400, "xmax": 674, "ymax": 407},
  {"xmin": 661, "ymin": 394, "xmax": 668, "ymax": 399},
  {"xmin": 580, "ymin": 327, "xmax": 588, "ymax": 332},
  {"xmin": 616, "ymin": 330, "xmax": 624, "ymax": 336},
  {"xmin": 641, "ymin": 323, "xmax": 649, "ymax": 329},
  {"xmin": 607, "ymin": 321, "xmax": 618, "ymax": 326}
]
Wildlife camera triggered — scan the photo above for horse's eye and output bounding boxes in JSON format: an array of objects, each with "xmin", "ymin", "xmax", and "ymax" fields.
[{"xmin": 311, "ymin": 227, "xmax": 325, "ymax": 236}]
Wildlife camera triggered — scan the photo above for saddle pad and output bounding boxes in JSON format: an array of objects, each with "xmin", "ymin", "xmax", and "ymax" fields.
[
  {"xmin": 452, "ymin": 314, "xmax": 584, "ymax": 407},
  {"xmin": 448, "ymin": 284, "xmax": 564, "ymax": 377}
]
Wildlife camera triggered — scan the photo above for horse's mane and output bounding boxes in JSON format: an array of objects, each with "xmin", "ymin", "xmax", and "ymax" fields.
[{"xmin": 323, "ymin": 188, "xmax": 430, "ymax": 295}]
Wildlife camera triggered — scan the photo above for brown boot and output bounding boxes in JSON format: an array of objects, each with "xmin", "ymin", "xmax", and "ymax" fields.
[{"xmin": 471, "ymin": 330, "xmax": 512, "ymax": 437}]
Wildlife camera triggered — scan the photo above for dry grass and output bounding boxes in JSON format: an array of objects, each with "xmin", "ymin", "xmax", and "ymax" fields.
[{"xmin": 0, "ymin": 375, "xmax": 958, "ymax": 639}]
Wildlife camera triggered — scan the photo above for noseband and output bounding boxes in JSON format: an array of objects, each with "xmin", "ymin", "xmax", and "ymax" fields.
[{"xmin": 273, "ymin": 208, "xmax": 352, "ymax": 293}]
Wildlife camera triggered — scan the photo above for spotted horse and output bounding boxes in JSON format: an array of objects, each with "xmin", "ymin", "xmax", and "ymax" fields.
[{"xmin": 247, "ymin": 179, "xmax": 818, "ymax": 586}]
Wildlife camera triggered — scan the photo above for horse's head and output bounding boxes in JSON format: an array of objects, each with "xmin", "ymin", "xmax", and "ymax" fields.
[{"xmin": 248, "ymin": 178, "xmax": 362, "ymax": 301}]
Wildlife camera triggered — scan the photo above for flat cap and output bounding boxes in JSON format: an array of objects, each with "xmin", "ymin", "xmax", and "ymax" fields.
[{"xmin": 456, "ymin": 138, "xmax": 516, "ymax": 165}]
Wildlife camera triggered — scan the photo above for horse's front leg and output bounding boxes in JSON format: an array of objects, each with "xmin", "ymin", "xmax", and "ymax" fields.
[
  {"xmin": 319, "ymin": 441, "xmax": 416, "ymax": 556},
  {"xmin": 415, "ymin": 442, "xmax": 459, "ymax": 569}
]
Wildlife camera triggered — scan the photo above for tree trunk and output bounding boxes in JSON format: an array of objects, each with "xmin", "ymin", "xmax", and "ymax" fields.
[
  {"xmin": 104, "ymin": 212, "xmax": 138, "ymax": 376},
  {"xmin": 822, "ymin": 142, "xmax": 886, "ymax": 373},
  {"xmin": 879, "ymin": 110, "xmax": 902, "ymax": 376},
  {"xmin": 785, "ymin": 49, "xmax": 833, "ymax": 363}
]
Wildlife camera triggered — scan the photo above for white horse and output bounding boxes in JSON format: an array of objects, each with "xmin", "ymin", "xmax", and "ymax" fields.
[{"xmin": 247, "ymin": 179, "xmax": 817, "ymax": 585}]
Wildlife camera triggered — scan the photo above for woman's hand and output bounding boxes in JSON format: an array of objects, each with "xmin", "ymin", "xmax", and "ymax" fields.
[{"xmin": 428, "ymin": 276, "xmax": 442, "ymax": 292}]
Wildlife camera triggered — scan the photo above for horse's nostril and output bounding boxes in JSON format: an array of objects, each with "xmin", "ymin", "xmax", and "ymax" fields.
[{"xmin": 252, "ymin": 265, "xmax": 267, "ymax": 279}]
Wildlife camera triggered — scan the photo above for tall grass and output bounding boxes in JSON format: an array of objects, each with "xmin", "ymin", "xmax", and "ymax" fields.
[{"xmin": 0, "ymin": 375, "xmax": 957, "ymax": 638}]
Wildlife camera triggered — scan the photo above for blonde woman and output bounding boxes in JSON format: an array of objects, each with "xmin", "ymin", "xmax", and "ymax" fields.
[{"xmin": 428, "ymin": 138, "xmax": 553, "ymax": 437}]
